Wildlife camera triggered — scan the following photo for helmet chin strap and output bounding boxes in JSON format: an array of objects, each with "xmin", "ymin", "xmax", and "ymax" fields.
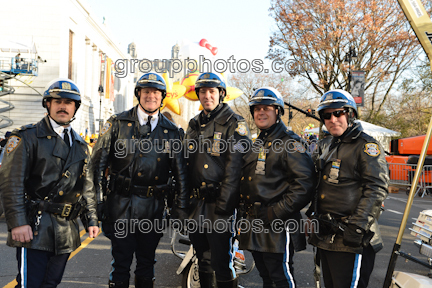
[
  {"xmin": 48, "ymin": 114, "xmax": 76, "ymax": 126},
  {"xmin": 204, "ymin": 103, "xmax": 222, "ymax": 114},
  {"xmin": 139, "ymin": 102, "xmax": 159, "ymax": 115}
]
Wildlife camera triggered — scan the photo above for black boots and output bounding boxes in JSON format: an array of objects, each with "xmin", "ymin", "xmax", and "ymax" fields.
[
  {"xmin": 217, "ymin": 277, "xmax": 238, "ymax": 288},
  {"xmin": 108, "ymin": 280, "xmax": 129, "ymax": 288},
  {"xmin": 199, "ymin": 271, "xmax": 217, "ymax": 288},
  {"xmin": 135, "ymin": 276, "xmax": 155, "ymax": 288}
]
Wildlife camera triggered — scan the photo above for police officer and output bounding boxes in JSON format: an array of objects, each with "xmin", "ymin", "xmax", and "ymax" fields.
[
  {"xmin": 307, "ymin": 89, "xmax": 389, "ymax": 288},
  {"xmin": 184, "ymin": 72, "xmax": 251, "ymax": 288},
  {"xmin": 0, "ymin": 78, "xmax": 99, "ymax": 287},
  {"xmin": 90, "ymin": 72, "xmax": 188, "ymax": 288},
  {"xmin": 239, "ymin": 87, "xmax": 315, "ymax": 288}
]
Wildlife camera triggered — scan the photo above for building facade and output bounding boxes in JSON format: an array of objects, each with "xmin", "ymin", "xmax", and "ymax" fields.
[{"xmin": 0, "ymin": 0, "xmax": 134, "ymax": 136}]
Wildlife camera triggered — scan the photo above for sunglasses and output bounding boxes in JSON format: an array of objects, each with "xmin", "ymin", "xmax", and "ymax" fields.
[{"xmin": 322, "ymin": 110, "xmax": 348, "ymax": 120}]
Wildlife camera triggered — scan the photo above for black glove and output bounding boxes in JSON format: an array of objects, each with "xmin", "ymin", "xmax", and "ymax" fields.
[
  {"xmin": 343, "ymin": 224, "xmax": 365, "ymax": 247},
  {"xmin": 97, "ymin": 201, "xmax": 106, "ymax": 221},
  {"xmin": 258, "ymin": 206, "xmax": 276, "ymax": 227}
]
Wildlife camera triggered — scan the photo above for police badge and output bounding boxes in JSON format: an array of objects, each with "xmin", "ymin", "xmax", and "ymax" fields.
[
  {"xmin": 100, "ymin": 122, "xmax": 112, "ymax": 136},
  {"xmin": 6, "ymin": 136, "xmax": 21, "ymax": 154},
  {"xmin": 235, "ymin": 123, "xmax": 248, "ymax": 136},
  {"xmin": 61, "ymin": 82, "xmax": 71, "ymax": 90},
  {"xmin": 328, "ymin": 159, "xmax": 341, "ymax": 184},
  {"xmin": 211, "ymin": 132, "xmax": 222, "ymax": 156},
  {"xmin": 255, "ymin": 147, "xmax": 266, "ymax": 175},
  {"xmin": 149, "ymin": 74, "xmax": 157, "ymax": 80}
]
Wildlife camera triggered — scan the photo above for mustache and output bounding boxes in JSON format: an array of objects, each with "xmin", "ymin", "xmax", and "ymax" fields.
[{"xmin": 57, "ymin": 110, "xmax": 69, "ymax": 115}]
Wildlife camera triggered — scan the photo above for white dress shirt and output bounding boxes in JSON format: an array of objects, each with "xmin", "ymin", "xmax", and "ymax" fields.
[
  {"xmin": 49, "ymin": 117, "xmax": 72, "ymax": 146},
  {"xmin": 137, "ymin": 107, "xmax": 159, "ymax": 131}
]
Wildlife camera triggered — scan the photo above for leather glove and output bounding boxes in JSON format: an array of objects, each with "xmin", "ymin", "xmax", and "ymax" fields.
[
  {"xmin": 97, "ymin": 201, "xmax": 105, "ymax": 221},
  {"xmin": 258, "ymin": 206, "xmax": 276, "ymax": 227},
  {"xmin": 343, "ymin": 224, "xmax": 365, "ymax": 247}
]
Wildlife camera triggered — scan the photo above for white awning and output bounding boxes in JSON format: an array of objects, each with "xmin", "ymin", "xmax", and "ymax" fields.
[{"xmin": 0, "ymin": 40, "xmax": 37, "ymax": 54}]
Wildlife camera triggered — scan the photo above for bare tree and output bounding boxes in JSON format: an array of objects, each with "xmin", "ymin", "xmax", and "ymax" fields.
[
  {"xmin": 228, "ymin": 72, "xmax": 320, "ymax": 135},
  {"xmin": 268, "ymin": 0, "xmax": 430, "ymax": 122}
]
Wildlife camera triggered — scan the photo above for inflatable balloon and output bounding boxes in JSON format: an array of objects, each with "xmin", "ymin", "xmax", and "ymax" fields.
[
  {"xmin": 181, "ymin": 72, "xmax": 200, "ymax": 101},
  {"xmin": 161, "ymin": 72, "xmax": 187, "ymax": 115}
]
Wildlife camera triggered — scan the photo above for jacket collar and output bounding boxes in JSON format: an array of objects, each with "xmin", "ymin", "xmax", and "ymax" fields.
[
  {"xmin": 196, "ymin": 103, "xmax": 234, "ymax": 125},
  {"xmin": 339, "ymin": 121, "xmax": 363, "ymax": 143},
  {"xmin": 36, "ymin": 116, "xmax": 87, "ymax": 146},
  {"xmin": 117, "ymin": 105, "xmax": 178, "ymax": 130},
  {"xmin": 36, "ymin": 116, "xmax": 59, "ymax": 138}
]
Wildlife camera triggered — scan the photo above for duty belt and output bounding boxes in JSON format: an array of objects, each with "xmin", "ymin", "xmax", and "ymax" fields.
[
  {"xmin": 130, "ymin": 184, "xmax": 170, "ymax": 199},
  {"xmin": 110, "ymin": 173, "xmax": 172, "ymax": 198},
  {"xmin": 35, "ymin": 200, "xmax": 84, "ymax": 220},
  {"xmin": 192, "ymin": 183, "xmax": 221, "ymax": 202}
]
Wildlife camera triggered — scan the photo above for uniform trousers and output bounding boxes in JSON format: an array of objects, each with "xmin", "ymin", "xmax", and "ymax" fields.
[
  {"xmin": 318, "ymin": 244, "xmax": 376, "ymax": 288},
  {"xmin": 108, "ymin": 221, "xmax": 163, "ymax": 282},
  {"xmin": 15, "ymin": 247, "xmax": 70, "ymax": 288},
  {"xmin": 189, "ymin": 228, "xmax": 236, "ymax": 281},
  {"xmin": 251, "ymin": 236, "xmax": 296, "ymax": 288}
]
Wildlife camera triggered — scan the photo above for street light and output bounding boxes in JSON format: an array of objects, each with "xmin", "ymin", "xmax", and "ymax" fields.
[
  {"xmin": 344, "ymin": 46, "xmax": 357, "ymax": 93},
  {"xmin": 98, "ymin": 85, "xmax": 104, "ymax": 135}
]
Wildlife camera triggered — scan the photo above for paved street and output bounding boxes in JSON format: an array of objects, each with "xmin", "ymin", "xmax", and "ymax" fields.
[{"xmin": 1, "ymin": 189, "xmax": 432, "ymax": 287}]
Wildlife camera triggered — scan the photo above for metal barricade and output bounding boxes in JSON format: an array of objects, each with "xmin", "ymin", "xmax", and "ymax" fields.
[{"xmin": 388, "ymin": 162, "xmax": 432, "ymax": 197}]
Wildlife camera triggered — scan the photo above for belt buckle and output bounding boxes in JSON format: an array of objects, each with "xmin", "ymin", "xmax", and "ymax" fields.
[
  {"xmin": 147, "ymin": 187, "xmax": 154, "ymax": 197},
  {"xmin": 193, "ymin": 188, "xmax": 200, "ymax": 199},
  {"xmin": 61, "ymin": 204, "xmax": 72, "ymax": 217}
]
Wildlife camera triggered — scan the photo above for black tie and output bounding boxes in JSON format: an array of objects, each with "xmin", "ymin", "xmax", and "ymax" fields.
[
  {"xmin": 139, "ymin": 116, "xmax": 152, "ymax": 136},
  {"xmin": 146, "ymin": 116, "xmax": 152, "ymax": 130},
  {"xmin": 63, "ymin": 129, "xmax": 71, "ymax": 147}
]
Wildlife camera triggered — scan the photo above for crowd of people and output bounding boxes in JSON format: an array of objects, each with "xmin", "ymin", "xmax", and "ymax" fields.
[{"xmin": 0, "ymin": 73, "xmax": 389, "ymax": 288}]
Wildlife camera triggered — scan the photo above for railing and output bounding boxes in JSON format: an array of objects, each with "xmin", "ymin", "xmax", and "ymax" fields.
[
  {"xmin": 388, "ymin": 162, "xmax": 432, "ymax": 197},
  {"xmin": 0, "ymin": 57, "xmax": 38, "ymax": 76}
]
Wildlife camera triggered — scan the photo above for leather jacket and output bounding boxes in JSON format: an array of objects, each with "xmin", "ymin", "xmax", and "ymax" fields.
[
  {"xmin": 308, "ymin": 122, "xmax": 389, "ymax": 253},
  {"xmin": 238, "ymin": 121, "xmax": 316, "ymax": 253},
  {"xmin": 184, "ymin": 104, "xmax": 252, "ymax": 227},
  {"xmin": 0, "ymin": 116, "xmax": 98, "ymax": 254},
  {"xmin": 89, "ymin": 106, "xmax": 188, "ymax": 223}
]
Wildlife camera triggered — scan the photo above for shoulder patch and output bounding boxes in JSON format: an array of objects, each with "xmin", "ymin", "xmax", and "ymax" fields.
[
  {"xmin": 364, "ymin": 143, "xmax": 380, "ymax": 157},
  {"xmin": 293, "ymin": 141, "xmax": 306, "ymax": 153},
  {"xmin": 6, "ymin": 136, "xmax": 21, "ymax": 153},
  {"xmin": 100, "ymin": 122, "xmax": 112, "ymax": 136},
  {"xmin": 235, "ymin": 122, "xmax": 248, "ymax": 136}
]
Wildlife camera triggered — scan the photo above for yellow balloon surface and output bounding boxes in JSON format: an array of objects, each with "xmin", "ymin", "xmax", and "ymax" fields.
[
  {"xmin": 223, "ymin": 87, "xmax": 243, "ymax": 102},
  {"xmin": 181, "ymin": 73, "xmax": 200, "ymax": 101},
  {"xmin": 161, "ymin": 72, "xmax": 187, "ymax": 115}
]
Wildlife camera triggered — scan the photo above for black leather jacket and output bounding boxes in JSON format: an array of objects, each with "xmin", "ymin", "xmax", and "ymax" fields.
[
  {"xmin": 238, "ymin": 121, "xmax": 315, "ymax": 253},
  {"xmin": 0, "ymin": 116, "xmax": 98, "ymax": 254},
  {"xmin": 89, "ymin": 106, "xmax": 188, "ymax": 223},
  {"xmin": 184, "ymin": 104, "xmax": 252, "ymax": 227},
  {"xmin": 308, "ymin": 122, "xmax": 389, "ymax": 253}
]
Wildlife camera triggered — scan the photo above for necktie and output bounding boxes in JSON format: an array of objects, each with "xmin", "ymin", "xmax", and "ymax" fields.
[
  {"xmin": 63, "ymin": 129, "xmax": 71, "ymax": 147},
  {"xmin": 139, "ymin": 116, "xmax": 152, "ymax": 136},
  {"xmin": 146, "ymin": 116, "xmax": 152, "ymax": 130}
]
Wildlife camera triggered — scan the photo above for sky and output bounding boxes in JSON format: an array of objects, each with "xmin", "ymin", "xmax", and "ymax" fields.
[{"xmin": 85, "ymin": 0, "xmax": 275, "ymax": 65}]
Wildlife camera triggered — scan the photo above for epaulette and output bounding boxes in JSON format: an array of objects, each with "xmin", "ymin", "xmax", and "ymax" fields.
[
  {"xmin": 16, "ymin": 123, "xmax": 37, "ymax": 132},
  {"xmin": 284, "ymin": 129, "xmax": 301, "ymax": 140},
  {"xmin": 359, "ymin": 131, "xmax": 378, "ymax": 144}
]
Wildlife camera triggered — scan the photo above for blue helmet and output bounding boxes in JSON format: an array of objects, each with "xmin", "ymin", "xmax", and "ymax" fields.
[
  {"xmin": 42, "ymin": 78, "xmax": 81, "ymax": 109},
  {"xmin": 195, "ymin": 72, "xmax": 227, "ymax": 100},
  {"xmin": 317, "ymin": 89, "xmax": 357, "ymax": 123},
  {"xmin": 249, "ymin": 87, "xmax": 285, "ymax": 116},
  {"xmin": 134, "ymin": 72, "xmax": 167, "ymax": 100}
]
